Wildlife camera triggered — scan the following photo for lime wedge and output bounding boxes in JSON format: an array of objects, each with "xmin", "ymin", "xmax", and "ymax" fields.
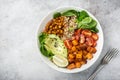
[{"xmin": 52, "ymin": 54, "xmax": 68, "ymax": 67}]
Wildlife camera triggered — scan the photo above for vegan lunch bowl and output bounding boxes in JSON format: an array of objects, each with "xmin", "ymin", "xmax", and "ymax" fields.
[{"xmin": 37, "ymin": 7, "xmax": 103, "ymax": 73}]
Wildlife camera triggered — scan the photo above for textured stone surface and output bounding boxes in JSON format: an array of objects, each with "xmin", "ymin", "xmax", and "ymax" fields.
[{"xmin": 0, "ymin": 0, "xmax": 120, "ymax": 80}]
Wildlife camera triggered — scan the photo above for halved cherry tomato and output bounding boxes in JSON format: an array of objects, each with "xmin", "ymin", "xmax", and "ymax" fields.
[
  {"xmin": 86, "ymin": 37, "xmax": 94, "ymax": 46},
  {"xmin": 80, "ymin": 34, "xmax": 85, "ymax": 44},
  {"xmin": 64, "ymin": 40, "xmax": 72, "ymax": 49},
  {"xmin": 82, "ymin": 30, "xmax": 92, "ymax": 37},
  {"xmin": 74, "ymin": 29, "xmax": 81, "ymax": 35},
  {"xmin": 75, "ymin": 35, "xmax": 80, "ymax": 41},
  {"xmin": 72, "ymin": 36, "xmax": 76, "ymax": 40},
  {"xmin": 92, "ymin": 33, "xmax": 99, "ymax": 41},
  {"xmin": 92, "ymin": 40, "xmax": 97, "ymax": 47}
]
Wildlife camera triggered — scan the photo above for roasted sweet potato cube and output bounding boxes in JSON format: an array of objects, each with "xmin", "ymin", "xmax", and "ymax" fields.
[
  {"xmin": 67, "ymin": 63, "xmax": 76, "ymax": 69},
  {"xmin": 68, "ymin": 54, "xmax": 75, "ymax": 59},
  {"xmin": 72, "ymin": 39, "xmax": 78, "ymax": 46},
  {"xmin": 75, "ymin": 62, "xmax": 82, "ymax": 68},
  {"xmin": 76, "ymin": 53, "xmax": 82, "ymax": 59},
  {"xmin": 80, "ymin": 60, "xmax": 87, "ymax": 65},
  {"xmin": 71, "ymin": 46, "xmax": 77, "ymax": 52},
  {"xmin": 86, "ymin": 53, "xmax": 93, "ymax": 60},
  {"xmin": 68, "ymin": 58, "xmax": 74, "ymax": 63},
  {"xmin": 92, "ymin": 48, "xmax": 97, "ymax": 53},
  {"xmin": 83, "ymin": 50, "xmax": 88, "ymax": 55}
]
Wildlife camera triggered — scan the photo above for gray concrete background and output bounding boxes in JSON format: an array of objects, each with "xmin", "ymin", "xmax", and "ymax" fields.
[{"xmin": 0, "ymin": 0, "xmax": 120, "ymax": 80}]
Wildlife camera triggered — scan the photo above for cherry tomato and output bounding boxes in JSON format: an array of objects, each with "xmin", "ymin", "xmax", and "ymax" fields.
[
  {"xmin": 75, "ymin": 35, "xmax": 80, "ymax": 41},
  {"xmin": 92, "ymin": 33, "xmax": 99, "ymax": 41},
  {"xmin": 92, "ymin": 40, "xmax": 97, "ymax": 47},
  {"xmin": 74, "ymin": 29, "xmax": 81, "ymax": 35},
  {"xmin": 80, "ymin": 34, "xmax": 85, "ymax": 44},
  {"xmin": 71, "ymin": 36, "xmax": 76, "ymax": 40},
  {"xmin": 82, "ymin": 30, "xmax": 92, "ymax": 37},
  {"xmin": 64, "ymin": 40, "xmax": 72, "ymax": 49},
  {"xmin": 86, "ymin": 37, "xmax": 94, "ymax": 46}
]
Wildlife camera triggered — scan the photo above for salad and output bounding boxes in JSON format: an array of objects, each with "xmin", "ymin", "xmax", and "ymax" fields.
[{"xmin": 38, "ymin": 9, "xmax": 99, "ymax": 69}]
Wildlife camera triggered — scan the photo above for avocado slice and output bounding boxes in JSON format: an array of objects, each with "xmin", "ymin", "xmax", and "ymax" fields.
[{"xmin": 44, "ymin": 34, "xmax": 67, "ymax": 58}]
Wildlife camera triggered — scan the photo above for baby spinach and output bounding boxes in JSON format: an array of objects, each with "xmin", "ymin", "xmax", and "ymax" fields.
[
  {"xmin": 62, "ymin": 10, "xmax": 78, "ymax": 16},
  {"xmin": 40, "ymin": 45, "xmax": 54, "ymax": 57},
  {"xmin": 39, "ymin": 32, "xmax": 54, "ymax": 57},
  {"xmin": 90, "ymin": 27, "xmax": 99, "ymax": 33},
  {"xmin": 77, "ymin": 10, "xmax": 89, "ymax": 21},
  {"xmin": 81, "ymin": 17, "xmax": 92, "ymax": 24},
  {"xmin": 53, "ymin": 12, "xmax": 61, "ymax": 19}
]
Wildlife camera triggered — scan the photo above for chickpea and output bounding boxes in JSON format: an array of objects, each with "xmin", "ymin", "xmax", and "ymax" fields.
[
  {"xmin": 48, "ymin": 31, "xmax": 51, "ymax": 34},
  {"xmin": 58, "ymin": 20, "xmax": 61, "ymax": 23},
  {"xmin": 54, "ymin": 26, "xmax": 58, "ymax": 29},
  {"xmin": 60, "ymin": 30, "xmax": 63, "ymax": 34},
  {"xmin": 52, "ymin": 31, "xmax": 56, "ymax": 34},
  {"xmin": 57, "ymin": 30, "xmax": 60, "ymax": 33},
  {"xmin": 49, "ymin": 25, "xmax": 52, "ymax": 28},
  {"xmin": 58, "ymin": 26, "xmax": 62, "ymax": 28}
]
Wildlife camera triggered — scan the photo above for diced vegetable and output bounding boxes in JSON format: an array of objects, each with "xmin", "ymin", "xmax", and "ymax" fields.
[
  {"xmin": 67, "ymin": 63, "xmax": 76, "ymax": 69},
  {"xmin": 75, "ymin": 62, "xmax": 81, "ymax": 68},
  {"xmin": 72, "ymin": 40, "xmax": 78, "ymax": 46},
  {"xmin": 64, "ymin": 40, "xmax": 72, "ymax": 49}
]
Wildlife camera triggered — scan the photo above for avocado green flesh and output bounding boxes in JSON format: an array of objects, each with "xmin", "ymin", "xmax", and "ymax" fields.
[{"xmin": 44, "ymin": 34, "xmax": 67, "ymax": 58}]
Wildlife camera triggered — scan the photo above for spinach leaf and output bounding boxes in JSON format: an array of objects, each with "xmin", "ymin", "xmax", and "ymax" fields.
[
  {"xmin": 88, "ymin": 20, "xmax": 97, "ymax": 28},
  {"xmin": 62, "ymin": 10, "xmax": 78, "ymax": 16},
  {"xmin": 81, "ymin": 17, "xmax": 92, "ymax": 24},
  {"xmin": 53, "ymin": 12, "xmax": 61, "ymax": 18},
  {"xmin": 40, "ymin": 45, "xmax": 54, "ymax": 57},
  {"xmin": 77, "ymin": 18, "xmax": 98, "ymax": 33},
  {"xmin": 39, "ymin": 32, "xmax": 54, "ymax": 57},
  {"xmin": 78, "ymin": 10, "xmax": 89, "ymax": 21},
  {"xmin": 39, "ymin": 32, "xmax": 48, "ymax": 44},
  {"xmin": 90, "ymin": 27, "xmax": 99, "ymax": 33}
]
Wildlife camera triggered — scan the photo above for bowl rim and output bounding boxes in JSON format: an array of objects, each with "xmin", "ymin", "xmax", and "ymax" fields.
[{"xmin": 36, "ymin": 6, "xmax": 104, "ymax": 73}]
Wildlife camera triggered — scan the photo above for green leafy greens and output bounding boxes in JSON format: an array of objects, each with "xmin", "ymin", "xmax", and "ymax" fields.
[{"xmin": 39, "ymin": 33, "xmax": 54, "ymax": 57}]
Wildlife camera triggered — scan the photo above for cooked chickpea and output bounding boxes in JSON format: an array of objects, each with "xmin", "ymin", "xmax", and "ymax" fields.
[
  {"xmin": 54, "ymin": 26, "xmax": 58, "ymax": 29},
  {"xmin": 49, "ymin": 26, "xmax": 52, "ymax": 28},
  {"xmin": 58, "ymin": 26, "xmax": 62, "ymax": 28},
  {"xmin": 57, "ymin": 30, "xmax": 60, "ymax": 33},
  {"xmin": 60, "ymin": 30, "xmax": 63, "ymax": 34}
]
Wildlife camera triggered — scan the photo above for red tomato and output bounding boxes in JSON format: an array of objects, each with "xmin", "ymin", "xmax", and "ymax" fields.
[
  {"xmin": 82, "ymin": 30, "xmax": 92, "ymax": 37},
  {"xmin": 86, "ymin": 37, "xmax": 94, "ymax": 46},
  {"xmin": 64, "ymin": 40, "xmax": 72, "ymax": 49},
  {"xmin": 92, "ymin": 40, "xmax": 97, "ymax": 47},
  {"xmin": 75, "ymin": 35, "xmax": 80, "ymax": 41},
  {"xmin": 74, "ymin": 29, "xmax": 81, "ymax": 35},
  {"xmin": 80, "ymin": 34, "xmax": 85, "ymax": 44},
  {"xmin": 71, "ymin": 36, "xmax": 76, "ymax": 40},
  {"xmin": 92, "ymin": 33, "xmax": 99, "ymax": 41}
]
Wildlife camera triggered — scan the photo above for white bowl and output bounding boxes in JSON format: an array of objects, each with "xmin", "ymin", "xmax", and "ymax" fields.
[{"xmin": 37, "ymin": 6, "xmax": 104, "ymax": 73}]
